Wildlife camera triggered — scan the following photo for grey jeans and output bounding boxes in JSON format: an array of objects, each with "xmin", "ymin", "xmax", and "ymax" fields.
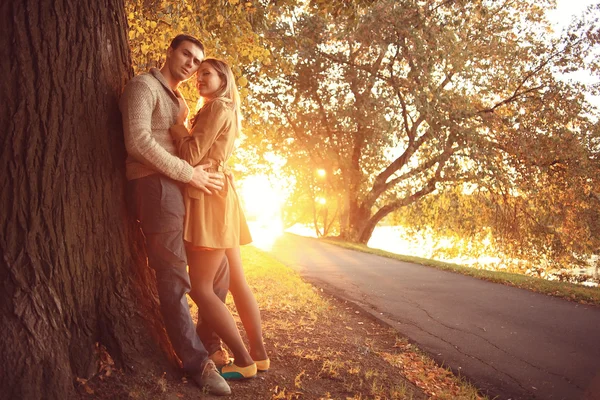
[{"xmin": 128, "ymin": 174, "xmax": 229, "ymax": 374}]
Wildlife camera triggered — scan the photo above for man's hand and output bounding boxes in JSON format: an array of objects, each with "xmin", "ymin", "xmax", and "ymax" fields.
[
  {"xmin": 189, "ymin": 163, "xmax": 223, "ymax": 195},
  {"xmin": 176, "ymin": 96, "xmax": 190, "ymax": 125}
]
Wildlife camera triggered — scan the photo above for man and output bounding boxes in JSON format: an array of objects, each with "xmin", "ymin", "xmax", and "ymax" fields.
[{"xmin": 120, "ymin": 34, "xmax": 230, "ymax": 396}]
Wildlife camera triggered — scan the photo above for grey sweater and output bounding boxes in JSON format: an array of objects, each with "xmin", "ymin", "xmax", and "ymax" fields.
[{"xmin": 120, "ymin": 68, "xmax": 193, "ymax": 182}]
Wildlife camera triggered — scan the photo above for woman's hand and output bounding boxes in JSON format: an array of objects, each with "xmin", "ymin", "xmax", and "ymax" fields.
[{"xmin": 176, "ymin": 96, "xmax": 190, "ymax": 125}]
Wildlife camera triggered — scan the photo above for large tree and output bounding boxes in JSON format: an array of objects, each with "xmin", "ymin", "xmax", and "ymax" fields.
[
  {"xmin": 0, "ymin": 1, "xmax": 178, "ymax": 398},
  {"xmin": 249, "ymin": 0, "xmax": 599, "ymax": 246}
]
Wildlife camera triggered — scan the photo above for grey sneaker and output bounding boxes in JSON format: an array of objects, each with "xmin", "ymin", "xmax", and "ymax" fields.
[{"xmin": 192, "ymin": 359, "xmax": 231, "ymax": 396}]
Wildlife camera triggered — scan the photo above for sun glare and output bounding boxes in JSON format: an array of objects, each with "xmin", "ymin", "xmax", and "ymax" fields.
[{"xmin": 238, "ymin": 175, "xmax": 285, "ymax": 249}]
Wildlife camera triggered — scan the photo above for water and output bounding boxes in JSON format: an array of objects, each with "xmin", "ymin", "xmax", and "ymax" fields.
[{"xmin": 284, "ymin": 224, "xmax": 599, "ymax": 287}]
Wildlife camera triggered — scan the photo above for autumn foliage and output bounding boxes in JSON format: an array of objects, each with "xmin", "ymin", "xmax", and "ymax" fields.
[{"xmin": 125, "ymin": 0, "xmax": 600, "ymax": 268}]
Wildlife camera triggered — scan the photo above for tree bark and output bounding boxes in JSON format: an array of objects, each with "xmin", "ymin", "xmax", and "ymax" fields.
[{"xmin": 0, "ymin": 1, "xmax": 175, "ymax": 398}]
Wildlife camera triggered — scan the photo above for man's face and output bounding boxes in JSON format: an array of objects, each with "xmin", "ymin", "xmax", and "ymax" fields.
[{"xmin": 166, "ymin": 41, "xmax": 204, "ymax": 83}]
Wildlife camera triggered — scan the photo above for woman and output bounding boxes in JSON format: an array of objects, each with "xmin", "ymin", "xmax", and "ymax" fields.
[{"xmin": 170, "ymin": 58, "xmax": 269, "ymax": 380}]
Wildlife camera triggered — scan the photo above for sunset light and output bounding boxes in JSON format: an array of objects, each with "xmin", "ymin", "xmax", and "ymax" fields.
[
  {"xmin": 9, "ymin": 0, "xmax": 600, "ymax": 398},
  {"xmin": 239, "ymin": 174, "xmax": 285, "ymax": 248}
]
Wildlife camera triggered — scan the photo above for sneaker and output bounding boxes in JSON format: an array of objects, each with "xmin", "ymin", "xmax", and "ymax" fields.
[
  {"xmin": 220, "ymin": 361, "xmax": 257, "ymax": 380},
  {"xmin": 209, "ymin": 347, "xmax": 230, "ymax": 369},
  {"xmin": 192, "ymin": 359, "xmax": 231, "ymax": 396}
]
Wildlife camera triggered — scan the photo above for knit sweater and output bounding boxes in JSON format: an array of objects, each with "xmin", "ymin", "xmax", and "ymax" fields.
[{"xmin": 120, "ymin": 68, "xmax": 193, "ymax": 182}]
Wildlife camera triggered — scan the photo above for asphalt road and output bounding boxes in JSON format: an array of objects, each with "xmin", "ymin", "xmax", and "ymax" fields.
[{"xmin": 256, "ymin": 233, "xmax": 600, "ymax": 400}]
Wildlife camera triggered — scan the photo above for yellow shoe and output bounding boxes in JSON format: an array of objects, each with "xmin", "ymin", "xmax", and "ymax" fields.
[
  {"xmin": 255, "ymin": 358, "xmax": 270, "ymax": 372},
  {"xmin": 220, "ymin": 361, "xmax": 257, "ymax": 380}
]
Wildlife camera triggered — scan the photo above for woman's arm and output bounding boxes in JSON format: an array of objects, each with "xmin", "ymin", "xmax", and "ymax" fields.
[{"xmin": 170, "ymin": 100, "xmax": 232, "ymax": 167}]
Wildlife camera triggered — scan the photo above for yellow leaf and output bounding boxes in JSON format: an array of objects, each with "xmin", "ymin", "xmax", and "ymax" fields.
[
  {"xmin": 238, "ymin": 76, "xmax": 248, "ymax": 87},
  {"xmin": 150, "ymin": 21, "xmax": 157, "ymax": 29},
  {"xmin": 128, "ymin": 12, "xmax": 134, "ymax": 20},
  {"xmin": 229, "ymin": 0, "xmax": 240, "ymax": 4},
  {"xmin": 129, "ymin": 31, "xmax": 135, "ymax": 40}
]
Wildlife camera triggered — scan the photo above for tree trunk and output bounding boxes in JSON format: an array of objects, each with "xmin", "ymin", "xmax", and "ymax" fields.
[
  {"xmin": 342, "ymin": 198, "xmax": 370, "ymax": 244},
  {"xmin": 0, "ymin": 1, "xmax": 175, "ymax": 398},
  {"xmin": 338, "ymin": 191, "xmax": 350, "ymax": 237},
  {"xmin": 343, "ymin": 199, "xmax": 388, "ymax": 245}
]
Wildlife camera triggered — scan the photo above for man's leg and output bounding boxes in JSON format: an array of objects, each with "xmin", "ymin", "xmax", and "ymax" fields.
[
  {"xmin": 129, "ymin": 175, "xmax": 208, "ymax": 374},
  {"xmin": 195, "ymin": 255, "xmax": 230, "ymax": 361}
]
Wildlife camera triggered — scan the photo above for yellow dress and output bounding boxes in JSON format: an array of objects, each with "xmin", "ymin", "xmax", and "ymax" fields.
[{"xmin": 170, "ymin": 98, "xmax": 252, "ymax": 248}]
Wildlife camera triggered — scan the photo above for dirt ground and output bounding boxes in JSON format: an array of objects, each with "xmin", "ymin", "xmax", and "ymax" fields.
[
  {"xmin": 80, "ymin": 292, "xmax": 429, "ymax": 400},
  {"xmin": 78, "ymin": 244, "xmax": 484, "ymax": 400}
]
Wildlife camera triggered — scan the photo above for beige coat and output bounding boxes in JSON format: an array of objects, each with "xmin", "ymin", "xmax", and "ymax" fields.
[{"xmin": 170, "ymin": 98, "xmax": 251, "ymax": 248}]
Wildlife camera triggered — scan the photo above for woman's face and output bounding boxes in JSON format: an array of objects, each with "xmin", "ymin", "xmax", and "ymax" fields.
[{"xmin": 196, "ymin": 63, "xmax": 223, "ymax": 99}]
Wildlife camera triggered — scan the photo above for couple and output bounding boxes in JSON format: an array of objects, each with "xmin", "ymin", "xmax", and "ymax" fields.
[{"xmin": 120, "ymin": 34, "xmax": 268, "ymax": 396}]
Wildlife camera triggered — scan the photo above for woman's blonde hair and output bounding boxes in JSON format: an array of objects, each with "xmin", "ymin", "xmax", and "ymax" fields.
[{"xmin": 197, "ymin": 58, "xmax": 242, "ymax": 132}]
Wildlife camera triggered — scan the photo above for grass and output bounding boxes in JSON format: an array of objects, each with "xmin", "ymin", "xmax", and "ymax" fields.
[{"xmin": 319, "ymin": 237, "xmax": 600, "ymax": 306}]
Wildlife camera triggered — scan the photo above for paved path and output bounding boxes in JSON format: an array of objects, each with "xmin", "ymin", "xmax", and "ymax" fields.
[{"xmin": 256, "ymin": 233, "xmax": 600, "ymax": 400}]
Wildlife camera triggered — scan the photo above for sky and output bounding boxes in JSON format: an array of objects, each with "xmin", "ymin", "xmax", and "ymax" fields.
[
  {"xmin": 547, "ymin": 0, "xmax": 599, "ymax": 106},
  {"xmin": 547, "ymin": 0, "xmax": 598, "ymax": 32}
]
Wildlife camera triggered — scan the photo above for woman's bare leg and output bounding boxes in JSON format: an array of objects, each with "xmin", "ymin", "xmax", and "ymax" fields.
[
  {"xmin": 188, "ymin": 248, "xmax": 254, "ymax": 367},
  {"xmin": 226, "ymin": 247, "xmax": 268, "ymax": 361}
]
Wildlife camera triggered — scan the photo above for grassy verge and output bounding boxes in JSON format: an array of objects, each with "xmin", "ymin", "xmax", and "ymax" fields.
[
  {"xmin": 320, "ymin": 237, "xmax": 600, "ymax": 306},
  {"xmin": 86, "ymin": 245, "xmax": 486, "ymax": 399}
]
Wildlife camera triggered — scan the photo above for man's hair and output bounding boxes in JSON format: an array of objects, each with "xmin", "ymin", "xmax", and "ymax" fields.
[{"xmin": 169, "ymin": 34, "xmax": 204, "ymax": 53}]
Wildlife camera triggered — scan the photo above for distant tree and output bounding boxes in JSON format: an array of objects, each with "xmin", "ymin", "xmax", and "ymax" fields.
[
  {"xmin": 248, "ymin": 0, "xmax": 600, "ymax": 246},
  {"xmin": 392, "ymin": 171, "xmax": 600, "ymax": 271},
  {"xmin": 280, "ymin": 165, "xmax": 340, "ymax": 237}
]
